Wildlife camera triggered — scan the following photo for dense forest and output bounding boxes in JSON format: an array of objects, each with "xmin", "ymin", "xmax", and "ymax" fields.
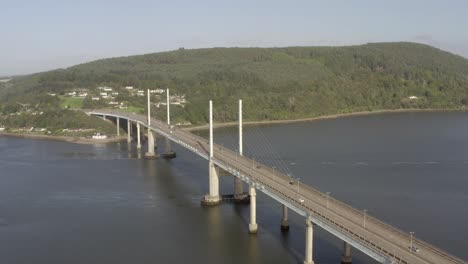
[{"xmin": 1, "ymin": 42, "xmax": 468, "ymax": 129}]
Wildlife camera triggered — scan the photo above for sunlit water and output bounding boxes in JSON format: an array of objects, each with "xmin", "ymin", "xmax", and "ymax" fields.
[{"xmin": 0, "ymin": 111, "xmax": 467, "ymax": 264}]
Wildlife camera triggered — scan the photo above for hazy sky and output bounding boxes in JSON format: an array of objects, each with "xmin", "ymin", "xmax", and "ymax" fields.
[{"xmin": 1, "ymin": 0, "xmax": 467, "ymax": 76}]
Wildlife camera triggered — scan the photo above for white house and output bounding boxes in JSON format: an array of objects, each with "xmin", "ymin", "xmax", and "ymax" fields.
[
  {"xmin": 150, "ymin": 89, "xmax": 165, "ymax": 94},
  {"xmin": 92, "ymin": 132, "xmax": 107, "ymax": 139},
  {"xmin": 92, "ymin": 97, "xmax": 100, "ymax": 101},
  {"xmin": 408, "ymin": 96, "xmax": 419, "ymax": 100},
  {"xmin": 125, "ymin": 86, "xmax": 134, "ymax": 90}
]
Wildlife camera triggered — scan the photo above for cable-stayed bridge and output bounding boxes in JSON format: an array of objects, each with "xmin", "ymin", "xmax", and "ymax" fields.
[{"xmin": 86, "ymin": 90, "xmax": 466, "ymax": 264}]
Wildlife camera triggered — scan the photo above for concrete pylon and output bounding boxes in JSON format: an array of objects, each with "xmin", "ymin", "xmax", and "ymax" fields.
[
  {"xmin": 136, "ymin": 122, "xmax": 141, "ymax": 149},
  {"xmin": 144, "ymin": 89, "xmax": 156, "ymax": 159},
  {"xmin": 162, "ymin": 88, "xmax": 176, "ymax": 159},
  {"xmin": 281, "ymin": 204, "xmax": 289, "ymax": 231},
  {"xmin": 304, "ymin": 219, "xmax": 315, "ymax": 264},
  {"xmin": 341, "ymin": 241, "xmax": 352, "ymax": 264},
  {"xmin": 249, "ymin": 184, "xmax": 258, "ymax": 234},
  {"xmin": 127, "ymin": 119, "xmax": 131, "ymax": 143},
  {"xmin": 234, "ymin": 99, "xmax": 248, "ymax": 203},
  {"xmin": 144, "ymin": 128, "xmax": 156, "ymax": 159},
  {"xmin": 201, "ymin": 100, "xmax": 221, "ymax": 206}
]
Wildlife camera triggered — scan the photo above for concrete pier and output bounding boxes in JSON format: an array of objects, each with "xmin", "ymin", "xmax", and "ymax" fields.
[
  {"xmin": 281, "ymin": 204, "xmax": 289, "ymax": 231},
  {"xmin": 304, "ymin": 219, "xmax": 315, "ymax": 264},
  {"xmin": 201, "ymin": 161, "xmax": 221, "ymax": 205},
  {"xmin": 249, "ymin": 185, "xmax": 258, "ymax": 234},
  {"xmin": 136, "ymin": 122, "xmax": 141, "ymax": 149},
  {"xmin": 127, "ymin": 119, "xmax": 131, "ymax": 143},
  {"xmin": 116, "ymin": 117, "xmax": 120, "ymax": 136},
  {"xmin": 144, "ymin": 129, "xmax": 156, "ymax": 159},
  {"xmin": 341, "ymin": 241, "xmax": 352, "ymax": 264}
]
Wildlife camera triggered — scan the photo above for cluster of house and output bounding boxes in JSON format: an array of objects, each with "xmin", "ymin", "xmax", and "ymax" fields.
[
  {"xmin": 50, "ymin": 85, "xmax": 187, "ymax": 109},
  {"xmin": 62, "ymin": 128, "xmax": 95, "ymax": 133},
  {"xmin": 155, "ymin": 94, "xmax": 187, "ymax": 108},
  {"xmin": 9, "ymin": 127, "xmax": 49, "ymax": 133},
  {"xmin": 62, "ymin": 88, "xmax": 89, "ymax": 97},
  {"xmin": 7, "ymin": 110, "xmax": 44, "ymax": 116},
  {"xmin": 92, "ymin": 86, "xmax": 119, "ymax": 101}
]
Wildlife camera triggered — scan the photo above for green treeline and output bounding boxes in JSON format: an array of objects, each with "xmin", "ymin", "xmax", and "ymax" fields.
[{"xmin": 1, "ymin": 42, "xmax": 468, "ymax": 126}]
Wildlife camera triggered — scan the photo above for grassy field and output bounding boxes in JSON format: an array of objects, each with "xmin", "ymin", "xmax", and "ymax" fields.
[
  {"xmin": 59, "ymin": 96, "xmax": 84, "ymax": 109},
  {"xmin": 119, "ymin": 106, "xmax": 144, "ymax": 114}
]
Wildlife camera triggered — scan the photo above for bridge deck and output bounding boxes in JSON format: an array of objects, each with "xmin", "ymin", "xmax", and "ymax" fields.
[{"xmin": 89, "ymin": 109, "xmax": 466, "ymax": 264}]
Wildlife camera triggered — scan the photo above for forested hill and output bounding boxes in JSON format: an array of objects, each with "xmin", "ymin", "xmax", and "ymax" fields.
[{"xmin": 2, "ymin": 42, "xmax": 468, "ymax": 125}]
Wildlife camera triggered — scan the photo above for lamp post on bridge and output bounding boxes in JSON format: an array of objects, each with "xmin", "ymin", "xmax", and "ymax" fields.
[{"xmin": 326, "ymin": 192, "xmax": 331, "ymax": 209}]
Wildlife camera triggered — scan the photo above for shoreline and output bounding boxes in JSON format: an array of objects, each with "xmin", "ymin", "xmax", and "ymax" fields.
[
  {"xmin": 0, "ymin": 132, "xmax": 127, "ymax": 145},
  {"xmin": 1, "ymin": 108, "xmax": 465, "ymax": 142},
  {"xmin": 182, "ymin": 108, "xmax": 466, "ymax": 131}
]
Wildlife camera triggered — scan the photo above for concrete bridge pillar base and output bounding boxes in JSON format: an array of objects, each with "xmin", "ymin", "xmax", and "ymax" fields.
[
  {"xmin": 162, "ymin": 152, "xmax": 177, "ymax": 159},
  {"xmin": 249, "ymin": 223, "xmax": 258, "ymax": 234},
  {"xmin": 144, "ymin": 153, "xmax": 158, "ymax": 159},
  {"xmin": 201, "ymin": 195, "xmax": 221, "ymax": 206},
  {"xmin": 281, "ymin": 204, "xmax": 289, "ymax": 231},
  {"xmin": 233, "ymin": 192, "xmax": 250, "ymax": 204},
  {"xmin": 201, "ymin": 162, "xmax": 221, "ymax": 206},
  {"xmin": 341, "ymin": 256, "xmax": 352, "ymax": 264},
  {"xmin": 341, "ymin": 241, "xmax": 352, "ymax": 264}
]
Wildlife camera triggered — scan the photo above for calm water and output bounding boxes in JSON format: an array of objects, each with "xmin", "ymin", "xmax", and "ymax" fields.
[{"xmin": 0, "ymin": 112, "xmax": 467, "ymax": 264}]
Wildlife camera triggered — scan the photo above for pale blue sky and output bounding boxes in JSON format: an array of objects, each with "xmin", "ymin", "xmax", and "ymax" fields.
[{"xmin": 1, "ymin": 0, "xmax": 467, "ymax": 76}]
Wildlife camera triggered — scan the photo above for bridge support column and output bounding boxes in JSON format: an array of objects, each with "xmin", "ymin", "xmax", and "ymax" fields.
[
  {"xmin": 304, "ymin": 219, "xmax": 314, "ymax": 264},
  {"xmin": 162, "ymin": 88, "xmax": 176, "ymax": 159},
  {"xmin": 341, "ymin": 242, "xmax": 352, "ymax": 264},
  {"xmin": 201, "ymin": 161, "xmax": 221, "ymax": 206},
  {"xmin": 234, "ymin": 99, "xmax": 248, "ymax": 203},
  {"xmin": 234, "ymin": 178, "xmax": 247, "ymax": 202},
  {"xmin": 136, "ymin": 122, "xmax": 141, "ymax": 149},
  {"xmin": 127, "ymin": 119, "xmax": 131, "ymax": 143},
  {"xmin": 144, "ymin": 129, "xmax": 156, "ymax": 159},
  {"xmin": 201, "ymin": 100, "xmax": 220, "ymax": 206},
  {"xmin": 281, "ymin": 205, "xmax": 289, "ymax": 231},
  {"xmin": 248, "ymin": 185, "xmax": 258, "ymax": 234},
  {"xmin": 116, "ymin": 117, "xmax": 120, "ymax": 136}
]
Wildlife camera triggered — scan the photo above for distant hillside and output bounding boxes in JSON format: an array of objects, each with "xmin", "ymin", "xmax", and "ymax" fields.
[{"xmin": 2, "ymin": 42, "xmax": 468, "ymax": 125}]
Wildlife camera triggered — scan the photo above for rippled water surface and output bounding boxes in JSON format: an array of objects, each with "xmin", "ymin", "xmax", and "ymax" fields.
[{"xmin": 0, "ymin": 111, "xmax": 467, "ymax": 264}]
